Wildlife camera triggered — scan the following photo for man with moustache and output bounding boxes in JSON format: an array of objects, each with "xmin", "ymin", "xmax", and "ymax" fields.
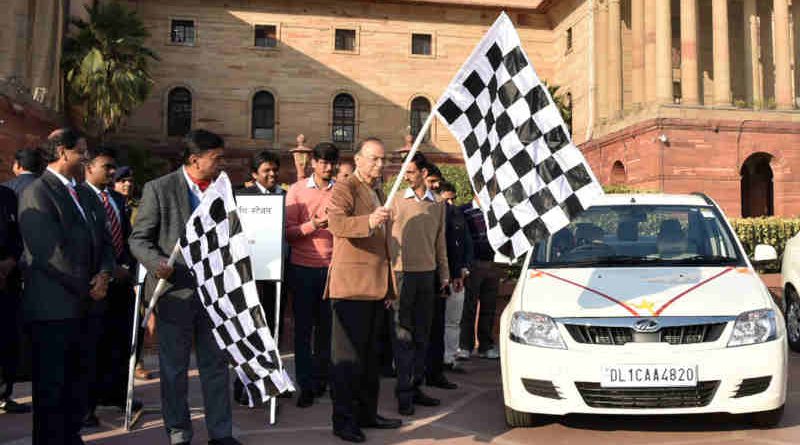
[
  {"xmin": 129, "ymin": 129, "xmax": 239, "ymax": 445},
  {"xmin": 19, "ymin": 128, "xmax": 113, "ymax": 445},
  {"xmin": 327, "ymin": 137, "xmax": 401, "ymax": 442},
  {"xmin": 285, "ymin": 142, "xmax": 339, "ymax": 408},
  {"xmin": 79, "ymin": 145, "xmax": 143, "ymax": 426}
]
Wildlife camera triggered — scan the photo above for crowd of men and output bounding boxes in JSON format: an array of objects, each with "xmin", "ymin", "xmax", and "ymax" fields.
[{"xmin": 0, "ymin": 127, "xmax": 505, "ymax": 444}]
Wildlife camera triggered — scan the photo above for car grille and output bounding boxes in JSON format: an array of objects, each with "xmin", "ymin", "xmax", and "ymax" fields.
[
  {"xmin": 575, "ymin": 381, "xmax": 720, "ymax": 408},
  {"xmin": 733, "ymin": 376, "xmax": 772, "ymax": 398},
  {"xmin": 565, "ymin": 323, "xmax": 726, "ymax": 345}
]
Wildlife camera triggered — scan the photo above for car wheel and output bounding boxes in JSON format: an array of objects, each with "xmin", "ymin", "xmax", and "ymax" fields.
[
  {"xmin": 786, "ymin": 288, "xmax": 800, "ymax": 353},
  {"xmin": 504, "ymin": 406, "xmax": 537, "ymax": 427},
  {"xmin": 748, "ymin": 405, "xmax": 784, "ymax": 429}
]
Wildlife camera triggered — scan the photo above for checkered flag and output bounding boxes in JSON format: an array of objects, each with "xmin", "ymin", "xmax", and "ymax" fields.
[
  {"xmin": 179, "ymin": 172, "xmax": 294, "ymax": 406},
  {"xmin": 436, "ymin": 12, "xmax": 603, "ymax": 259}
]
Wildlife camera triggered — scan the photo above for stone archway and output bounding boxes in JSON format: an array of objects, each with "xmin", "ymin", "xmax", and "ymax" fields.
[
  {"xmin": 611, "ymin": 160, "xmax": 627, "ymax": 185},
  {"xmin": 740, "ymin": 153, "xmax": 774, "ymax": 217}
]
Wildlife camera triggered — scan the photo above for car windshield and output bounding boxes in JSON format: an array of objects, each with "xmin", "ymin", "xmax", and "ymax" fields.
[{"xmin": 530, "ymin": 204, "xmax": 745, "ymax": 268}]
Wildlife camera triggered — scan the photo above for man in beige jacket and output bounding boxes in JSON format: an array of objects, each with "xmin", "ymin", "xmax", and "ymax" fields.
[{"xmin": 326, "ymin": 137, "xmax": 401, "ymax": 443}]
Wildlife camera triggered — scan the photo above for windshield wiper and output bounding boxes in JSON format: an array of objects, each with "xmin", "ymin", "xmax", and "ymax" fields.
[
  {"xmin": 661, "ymin": 255, "xmax": 740, "ymax": 265},
  {"xmin": 541, "ymin": 255, "xmax": 661, "ymax": 267}
]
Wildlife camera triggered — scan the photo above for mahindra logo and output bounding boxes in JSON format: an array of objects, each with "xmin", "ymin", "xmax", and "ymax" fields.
[{"xmin": 633, "ymin": 319, "xmax": 660, "ymax": 333}]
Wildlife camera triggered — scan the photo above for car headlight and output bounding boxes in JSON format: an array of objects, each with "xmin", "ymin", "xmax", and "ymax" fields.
[
  {"xmin": 509, "ymin": 312, "xmax": 566, "ymax": 349},
  {"xmin": 727, "ymin": 309, "xmax": 778, "ymax": 347}
]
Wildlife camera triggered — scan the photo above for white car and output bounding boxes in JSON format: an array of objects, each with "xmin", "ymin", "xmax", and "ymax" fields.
[
  {"xmin": 500, "ymin": 194, "xmax": 787, "ymax": 428},
  {"xmin": 781, "ymin": 230, "xmax": 800, "ymax": 352}
]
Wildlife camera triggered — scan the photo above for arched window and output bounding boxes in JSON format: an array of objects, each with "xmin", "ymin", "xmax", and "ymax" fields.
[
  {"xmin": 410, "ymin": 96, "xmax": 431, "ymax": 142},
  {"xmin": 167, "ymin": 87, "xmax": 192, "ymax": 137},
  {"xmin": 252, "ymin": 91, "xmax": 275, "ymax": 141},
  {"xmin": 611, "ymin": 160, "xmax": 626, "ymax": 185},
  {"xmin": 741, "ymin": 153, "xmax": 774, "ymax": 217},
  {"xmin": 332, "ymin": 93, "xmax": 355, "ymax": 143}
]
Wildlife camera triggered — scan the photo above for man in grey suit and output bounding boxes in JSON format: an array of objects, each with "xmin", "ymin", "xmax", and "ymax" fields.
[
  {"xmin": 18, "ymin": 128, "xmax": 114, "ymax": 445},
  {"xmin": 129, "ymin": 129, "xmax": 239, "ymax": 445}
]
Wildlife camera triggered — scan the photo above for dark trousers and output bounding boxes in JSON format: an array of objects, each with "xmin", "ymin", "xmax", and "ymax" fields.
[
  {"xmin": 331, "ymin": 299, "xmax": 383, "ymax": 431},
  {"xmin": 290, "ymin": 265, "xmax": 331, "ymax": 393},
  {"xmin": 233, "ymin": 279, "xmax": 287, "ymax": 402},
  {"xmin": 460, "ymin": 261, "xmax": 500, "ymax": 352},
  {"xmin": 30, "ymin": 318, "xmax": 91, "ymax": 445},
  {"xmin": 0, "ymin": 289, "xmax": 20, "ymax": 401},
  {"xmin": 88, "ymin": 283, "xmax": 135, "ymax": 411},
  {"xmin": 158, "ymin": 312, "xmax": 232, "ymax": 444},
  {"xmin": 391, "ymin": 271, "xmax": 436, "ymax": 404},
  {"xmin": 425, "ymin": 293, "xmax": 447, "ymax": 380},
  {"xmin": 377, "ymin": 307, "xmax": 395, "ymax": 374}
]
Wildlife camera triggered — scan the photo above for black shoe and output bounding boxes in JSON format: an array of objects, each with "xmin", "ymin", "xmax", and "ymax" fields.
[
  {"xmin": 333, "ymin": 426, "xmax": 366, "ymax": 443},
  {"xmin": 0, "ymin": 399, "xmax": 31, "ymax": 414},
  {"xmin": 398, "ymin": 400, "xmax": 415, "ymax": 416},
  {"xmin": 208, "ymin": 438, "xmax": 242, "ymax": 445},
  {"xmin": 278, "ymin": 390, "xmax": 293, "ymax": 399},
  {"xmin": 296, "ymin": 389, "xmax": 314, "ymax": 408},
  {"xmin": 426, "ymin": 375, "xmax": 458, "ymax": 390},
  {"xmin": 359, "ymin": 414, "xmax": 402, "ymax": 429},
  {"xmin": 82, "ymin": 413, "xmax": 100, "ymax": 428},
  {"xmin": 413, "ymin": 391, "xmax": 441, "ymax": 407}
]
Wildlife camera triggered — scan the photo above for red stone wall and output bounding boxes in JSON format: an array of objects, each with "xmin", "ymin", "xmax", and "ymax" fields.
[
  {"xmin": 0, "ymin": 95, "xmax": 58, "ymax": 182},
  {"xmin": 580, "ymin": 119, "xmax": 800, "ymax": 218}
]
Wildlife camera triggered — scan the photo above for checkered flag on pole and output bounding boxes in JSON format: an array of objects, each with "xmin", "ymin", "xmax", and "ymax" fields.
[
  {"xmin": 436, "ymin": 12, "xmax": 603, "ymax": 259},
  {"xmin": 179, "ymin": 172, "xmax": 294, "ymax": 406}
]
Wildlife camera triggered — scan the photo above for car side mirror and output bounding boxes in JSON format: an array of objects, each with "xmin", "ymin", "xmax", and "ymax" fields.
[{"xmin": 753, "ymin": 244, "xmax": 778, "ymax": 263}]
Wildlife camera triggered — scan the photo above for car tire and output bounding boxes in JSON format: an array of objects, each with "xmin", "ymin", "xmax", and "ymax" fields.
[
  {"xmin": 504, "ymin": 406, "xmax": 537, "ymax": 427},
  {"xmin": 748, "ymin": 405, "xmax": 784, "ymax": 429},
  {"xmin": 786, "ymin": 288, "xmax": 800, "ymax": 353}
]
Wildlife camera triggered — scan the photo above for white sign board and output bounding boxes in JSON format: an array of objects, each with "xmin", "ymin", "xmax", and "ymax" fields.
[{"xmin": 236, "ymin": 194, "xmax": 285, "ymax": 281}]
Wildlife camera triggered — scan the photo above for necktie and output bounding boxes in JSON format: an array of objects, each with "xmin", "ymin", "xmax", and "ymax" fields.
[
  {"xmin": 67, "ymin": 185, "xmax": 87, "ymax": 222},
  {"xmin": 101, "ymin": 191, "xmax": 124, "ymax": 258}
]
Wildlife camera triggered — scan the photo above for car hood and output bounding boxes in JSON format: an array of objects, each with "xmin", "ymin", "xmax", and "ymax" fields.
[{"xmin": 521, "ymin": 266, "xmax": 771, "ymax": 318}]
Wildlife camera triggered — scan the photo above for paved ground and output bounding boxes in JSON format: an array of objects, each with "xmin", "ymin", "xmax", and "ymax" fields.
[{"xmin": 1, "ymin": 350, "xmax": 799, "ymax": 445}]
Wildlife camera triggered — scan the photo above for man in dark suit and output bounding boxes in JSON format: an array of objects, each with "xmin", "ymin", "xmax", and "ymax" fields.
[
  {"xmin": 129, "ymin": 129, "xmax": 239, "ymax": 445},
  {"xmin": 3, "ymin": 148, "xmax": 43, "ymax": 196},
  {"xmin": 233, "ymin": 150, "xmax": 289, "ymax": 406},
  {"xmin": 18, "ymin": 128, "xmax": 114, "ymax": 445},
  {"xmin": 0, "ymin": 184, "xmax": 25, "ymax": 414},
  {"xmin": 79, "ymin": 145, "xmax": 142, "ymax": 426}
]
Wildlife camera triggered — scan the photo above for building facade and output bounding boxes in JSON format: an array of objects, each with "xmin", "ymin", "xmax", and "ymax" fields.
[{"xmin": 2, "ymin": 0, "xmax": 798, "ymax": 216}]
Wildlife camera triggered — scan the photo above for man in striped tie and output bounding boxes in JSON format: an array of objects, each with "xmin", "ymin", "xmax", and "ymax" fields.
[{"xmin": 80, "ymin": 145, "xmax": 142, "ymax": 427}]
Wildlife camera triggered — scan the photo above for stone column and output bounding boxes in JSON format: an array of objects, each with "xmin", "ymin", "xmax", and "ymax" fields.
[
  {"xmin": 631, "ymin": 0, "xmax": 645, "ymax": 107},
  {"xmin": 655, "ymin": 0, "xmax": 673, "ymax": 104},
  {"xmin": 743, "ymin": 0, "xmax": 762, "ymax": 108},
  {"xmin": 644, "ymin": 1, "xmax": 657, "ymax": 102},
  {"xmin": 773, "ymin": 0, "xmax": 794, "ymax": 109},
  {"xmin": 608, "ymin": 0, "xmax": 623, "ymax": 116},
  {"xmin": 680, "ymin": 0, "xmax": 700, "ymax": 105},
  {"xmin": 596, "ymin": 1, "xmax": 610, "ymax": 120},
  {"xmin": 712, "ymin": 0, "xmax": 731, "ymax": 106}
]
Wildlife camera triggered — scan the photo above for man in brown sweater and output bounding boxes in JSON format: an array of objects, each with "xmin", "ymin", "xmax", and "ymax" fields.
[
  {"xmin": 326, "ymin": 137, "xmax": 401, "ymax": 443},
  {"xmin": 389, "ymin": 152, "xmax": 449, "ymax": 416}
]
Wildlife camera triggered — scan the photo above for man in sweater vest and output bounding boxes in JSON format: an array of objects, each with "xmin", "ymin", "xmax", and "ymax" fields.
[
  {"xmin": 285, "ymin": 143, "xmax": 338, "ymax": 408},
  {"xmin": 389, "ymin": 153, "xmax": 449, "ymax": 416}
]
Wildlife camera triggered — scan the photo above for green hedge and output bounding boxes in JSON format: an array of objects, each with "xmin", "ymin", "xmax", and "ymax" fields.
[{"xmin": 730, "ymin": 217, "xmax": 800, "ymax": 264}]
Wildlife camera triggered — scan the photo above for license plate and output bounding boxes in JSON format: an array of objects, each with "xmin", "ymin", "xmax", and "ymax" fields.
[{"xmin": 601, "ymin": 364, "xmax": 698, "ymax": 388}]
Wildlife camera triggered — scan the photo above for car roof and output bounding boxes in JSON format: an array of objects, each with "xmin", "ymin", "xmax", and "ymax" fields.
[{"xmin": 588, "ymin": 194, "xmax": 712, "ymax": 207}]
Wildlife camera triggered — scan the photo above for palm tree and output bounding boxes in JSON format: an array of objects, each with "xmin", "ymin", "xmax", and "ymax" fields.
[
  {"xmin": 62, "ymin": 0, "xmax": 158, "ymax": 137},
  {"xmin": 541, "ymin": 80, "xmax": 572, "ymax": 136}
]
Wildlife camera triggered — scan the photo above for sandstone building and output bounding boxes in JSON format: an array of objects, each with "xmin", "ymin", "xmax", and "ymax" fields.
[{"xmin": 1, "ymin": 0, "xmax": 799, "ymax": 217}]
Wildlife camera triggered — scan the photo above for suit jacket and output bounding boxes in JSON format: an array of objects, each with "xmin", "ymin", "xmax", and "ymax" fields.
[
  {"xmin": 129, "ymin": 168, "xmax": 201, "ymax": 324},
  {"xmin": 325, "ymin": 174, "xmax": 396, "ymax": 301},
  {"xmin": 0, "ymin": 186, "xmax": 22, "ymax": 296},
  {"xmin": 2, "ymin": 173, "xmax": 37, "ymax": 197},
  {"xmin": 18, "ymin": 171, "xmax": 115, "ymax": 322},
  {"xmin": 237, "ymin": 184, "xmax": 285, "ymax": 196}
]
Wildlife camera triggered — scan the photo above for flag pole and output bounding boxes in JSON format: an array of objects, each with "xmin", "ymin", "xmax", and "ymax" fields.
[
  {"xmin": 384, "ymin": 111, "xmax": 437, "ymax": 208},
  {"xmin": 124, "ymin": 265, "xmax": 145, "ymax": 431},
  {"xmin": 141, "ymin": 243, "xmax": 181, "ymax": 328},
  {"xmin": 515, "ymin": 248, "xmax": 535, "ymax": 311}
]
